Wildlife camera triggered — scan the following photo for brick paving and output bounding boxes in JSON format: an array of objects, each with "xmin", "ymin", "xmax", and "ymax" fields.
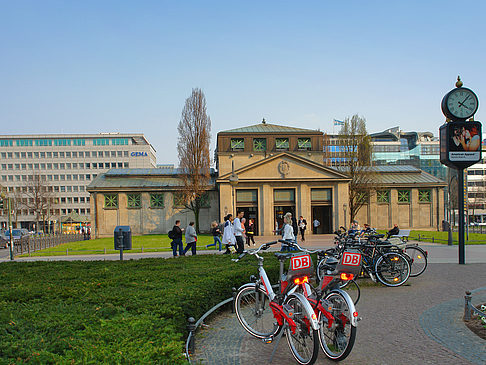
[{"xmin": 193, "ymin": 263, "xmax": 486, "ymax": 364}]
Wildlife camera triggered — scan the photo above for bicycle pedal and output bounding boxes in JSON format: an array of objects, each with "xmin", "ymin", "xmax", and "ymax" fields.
[{"xmin": 262, "ymin": 337, "xmax": 273, "ymax": 344}]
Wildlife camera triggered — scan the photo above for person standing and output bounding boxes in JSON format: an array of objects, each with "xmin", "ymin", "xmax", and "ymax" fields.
[
  {"xmin": 298, "ymin": 216, "xmax": 307, "ymax": 241},
  {"xmin": 183, "ymin": 222, "xmax": 197, "ymax": 256},
  {"xmin": 207, "ymin": 221, "xmax": 222, "ymax": 251},
  {"xmin": 171, "ymin": 220, "xmax": 184, "ymax": 257},
  {"xmin": 281, "ymin": 212, "xmax": 295, "ymax": 251},
  {"xmin": 233, "ymin": 210, "xmax": 245, "ymax": 254},
  {"xmin": 246, "ymin": 218, "xmax": 256, "ymax": 246},
  {"xmin": 241, "ymin": 217, "xmax": 247, "ymax": 245},
  {"xmin": 222, "ymin": 214, "xmax": 235, "ymax": 254},
  {"xmin": 313, "ymin": 218, "xmax": 320, "ymax": 234}
]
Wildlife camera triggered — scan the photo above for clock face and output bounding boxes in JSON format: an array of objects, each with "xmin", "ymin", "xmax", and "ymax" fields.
[{"xmin": 445, "ymin": 88, "xmax": 478, "ymax": 120}]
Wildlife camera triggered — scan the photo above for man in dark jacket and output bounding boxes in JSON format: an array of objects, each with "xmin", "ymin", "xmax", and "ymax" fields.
[
  {"xmin": 386, "ymin": 223, "xmax": 399, "ymax": 239},
  {"xmin": 171, "ymin": 220, "xmax": 184, "ymax": 257}
]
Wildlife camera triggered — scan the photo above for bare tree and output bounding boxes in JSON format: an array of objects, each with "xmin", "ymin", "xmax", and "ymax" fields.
[
  {"xmin": 177, "ymin": 88, "xmax": 212, "ymax": 233},
  {"xmin": 337, "ymin": 114, "xmax": 375, "ymax": 223},
  {"xmin": 22, "ymin": 172, "xmax": 56, "ymax": 232}
]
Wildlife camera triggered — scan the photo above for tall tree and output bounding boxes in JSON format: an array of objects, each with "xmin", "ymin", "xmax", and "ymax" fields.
[
  {"xmin": 177, "ymin": 88, "xmax": 212, "ymax": 233},
  {"xmin": 22, "ymin": 172, "xmax": 56, "ymax": 232},
  {"xmin": 338, "ymin": 114, "xmax": 375, "ymax": 224}
]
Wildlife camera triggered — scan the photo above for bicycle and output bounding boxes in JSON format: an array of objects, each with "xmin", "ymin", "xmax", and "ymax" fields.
[
  {"xmin": 387, "ymin": 237, "xmax": 428, "ymax": 277},
  {"xmin": 233, "ymin": 240, "xmax": 320, "ymax": 365},
  {"xmin": 285, "ymin": 241, "xmax": 362, "ymax": 361}
]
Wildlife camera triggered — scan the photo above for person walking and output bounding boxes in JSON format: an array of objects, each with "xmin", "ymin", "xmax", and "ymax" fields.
[
  {"xmin": 233, "ymin": 210, "xmax": 245, "ymax": 254},
  {"xmin": 183, "ymin": 222, "xmax": 197, "ymax": 256},
  {"xmin": 298, "ymin": 216, "xmax": 307, "ymax": 241},
  {"xmin": 222, "ymin": 214, "xmax": 235, "ymax": 254},
  {"xmin": 241, "ymin": 217, "xmax": 247, "ymax": 245},
  {"xmin": 170, "ymin": 220, "xmax": 184, "ymax": 257},
  {"xmin": 313, "ymin": 218, "xmax": 320, "ymax": 234},
  {"xmin": 281, "ymin": 212, "xmax": 295, "ymax": 252},
  {"xmin": 246, "ymin": 218, "xmax": 256, "ymax": 246},
  {"xmin": 207, "ymin": 221, "xmax": 222, "ymax": 251}
]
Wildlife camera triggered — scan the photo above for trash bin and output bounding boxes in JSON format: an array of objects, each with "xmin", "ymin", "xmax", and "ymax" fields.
[
  {"xmin": 442, "ymin": 220, "xmax": 450, "ymax": 232},
  {"xmin": 114, "ymin": 226, "xmax": 132, "ymax": 250}
]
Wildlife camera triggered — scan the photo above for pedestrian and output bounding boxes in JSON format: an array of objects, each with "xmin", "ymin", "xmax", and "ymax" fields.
[
  {"xmin": 170, "ymin": 220, "xmax": 184, "ymax": 257},
  {"xmin": 183, "ymin": 222, "xmax": 197, "ymax": 256},
  {"xmin": 233, "ymin": 210, "xmax": 245, "ymax": 254},
  {"xmin": 349, "ymin": 220, "xmax": 360, "ymax": 235},
  {"xmin": 207, "ymin": 221, "xmax": 222, "ymax": 251},
  {"xmin": 291, "ymin": 214, "xmax": 298, "ymax": 244},
  {"xmin": 313, "ymin": 218, "xmax": 320, "ymax": 234},
  {"xmin": 222, "ymin": 214, "xmax": 235, "ymax": 254},
  {"xmin": 241, "ymin": 217, "xmax": 247, "ymax": 244},
  {"xmin": 246, "ymin": 218, "xmax": 256, "ymax": 246},
  {"xmin": 281, "ymin": 212, "xmax": 295, "ymax": 252},
  {"xmin": 298, "ymin": 216, "xmax": 307, "ymax": 241},
  {"xmin": 386, "ymin": 223, "xmax": 400, "ymax": 239},
  {"xmin": 360, "ymin": 223, "xmax": 372, "ymax": 237}
]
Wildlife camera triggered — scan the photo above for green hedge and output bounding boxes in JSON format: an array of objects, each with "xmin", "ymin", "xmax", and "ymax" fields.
[{"xmin": 0, "ymin": 254, "xmax": 280, "ymax": 364}]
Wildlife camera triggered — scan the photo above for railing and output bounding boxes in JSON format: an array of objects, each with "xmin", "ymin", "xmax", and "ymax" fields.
[
  {"xmin": 464, "ymin": 290, "xmax": 486, "ymax": 321},
  {"xmin": 13, "ymin": 233, "xmax": 86, "ymax": 256},
  {"xmin": 185, "ymin": 288, "xmax": 237, "ymax": 363}
]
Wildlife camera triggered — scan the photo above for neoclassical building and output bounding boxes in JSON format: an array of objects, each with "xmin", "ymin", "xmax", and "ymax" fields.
[{"xmin": 88, "ymin": 121, "xmax": 446, "ymax": 237}]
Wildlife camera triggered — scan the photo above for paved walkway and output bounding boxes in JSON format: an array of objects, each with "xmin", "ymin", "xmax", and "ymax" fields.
[{"xmin": 192, "ymin": 263, "xmax": 486, "ymax": 364}]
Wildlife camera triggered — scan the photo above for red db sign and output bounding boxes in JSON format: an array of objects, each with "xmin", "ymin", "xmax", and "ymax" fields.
[
  {"xmin": 342, "ymin": 252, "xmax": 361, "ymax": 266},
  {"xmin": 291, "ymin": 255, "xmax": 311, "ymax": 270}
]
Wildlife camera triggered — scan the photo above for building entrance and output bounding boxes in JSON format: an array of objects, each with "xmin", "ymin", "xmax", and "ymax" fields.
[
  {"xmin": 312, "ymin": 206, "xmax": 332, "ymax": 234},
  {"xmin": 236, "ymin": 206, "xmax": 258, "ymax": 236},
  {"xmin": 274, "ymin": 206, "xmax": 295, "ymax": 233}
]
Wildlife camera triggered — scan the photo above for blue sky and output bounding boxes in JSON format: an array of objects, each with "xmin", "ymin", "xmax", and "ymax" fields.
[{"xmin": 1, "ymin": 1, "xmax": 486, "ymax": 165}]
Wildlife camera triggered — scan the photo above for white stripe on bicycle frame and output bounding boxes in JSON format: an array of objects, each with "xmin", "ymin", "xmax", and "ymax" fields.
[{"xmin": 259, "ymin": 266, "xmax": 275, "ymax": 301}]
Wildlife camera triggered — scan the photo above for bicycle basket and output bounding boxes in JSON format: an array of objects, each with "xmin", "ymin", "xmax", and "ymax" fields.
[
  {"xmin": 335, "ymin": 249, "xmax": 362, "ymax": 276},
  {"xmin": 287, "ymin": 253, "xmax": 314, "ymax": 280}
]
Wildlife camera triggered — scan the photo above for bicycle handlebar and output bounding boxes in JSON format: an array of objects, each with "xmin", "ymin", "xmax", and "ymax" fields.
[{"xmin": 231, "ymin": 240, "xmax": 279, "ymax": 262}]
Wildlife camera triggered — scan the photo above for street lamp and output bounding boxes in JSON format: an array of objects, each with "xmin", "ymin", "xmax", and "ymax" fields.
[
  {"xmin": 343, "ymin": 203, "xmax": 347, "ymax": 229},
  {"xmin": 229, "ymin": 161, "xmax": 239, "ymax": 213}
]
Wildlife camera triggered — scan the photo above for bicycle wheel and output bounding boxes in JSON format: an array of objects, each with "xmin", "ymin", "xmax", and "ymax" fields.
[
  {"xmin": 374, "ymin": 252, "xmax": 410, "ymax": 287},
  {"xmin": 339, "ymin": 279, "xmax": 360, "ymax": 305},
  {"xmin": 235, "ymin": 284, "xmax": 280, "ymax": 339},
  {"xmin": 404, "ymin": 246, "xmax": 428, "ymax": 277},
  {"xmin": 284, "ymin": 294, "xmax": 319, "ymax": 365},
  {"xmin": 318, "ymin": 291, "xmax": 357, "ymax": 361}
]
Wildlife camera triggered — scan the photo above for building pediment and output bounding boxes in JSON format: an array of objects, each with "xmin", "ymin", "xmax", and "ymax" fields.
[{"xmin": 217, "ymin": 153, "xmax": 349, "ymax": 182}]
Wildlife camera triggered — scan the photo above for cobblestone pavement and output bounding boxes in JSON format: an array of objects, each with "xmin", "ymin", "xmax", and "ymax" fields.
[{"xmin": 193, "ymin": 263, "xmax": 486, "ymax": 365}]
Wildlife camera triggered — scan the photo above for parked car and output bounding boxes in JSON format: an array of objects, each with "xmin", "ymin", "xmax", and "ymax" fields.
[{"xmin": 4, "ymin": 229, "xmax": 22, "ymax": 241}]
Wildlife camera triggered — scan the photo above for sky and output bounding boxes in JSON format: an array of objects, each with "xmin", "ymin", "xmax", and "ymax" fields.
[{"xmin": 1, "ymin": 0, "xmax": 486, "ymax": 166}]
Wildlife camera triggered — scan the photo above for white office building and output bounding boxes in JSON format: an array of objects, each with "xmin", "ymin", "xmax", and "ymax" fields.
[{"xmin": 0, "ymin": 133, "xmax": 156, "ymax": 231}]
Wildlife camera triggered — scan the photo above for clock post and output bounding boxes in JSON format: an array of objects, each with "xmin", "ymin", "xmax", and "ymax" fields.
[{"xmin": 439, "ymin": 77, "xmax": 481, "ymax": 264}]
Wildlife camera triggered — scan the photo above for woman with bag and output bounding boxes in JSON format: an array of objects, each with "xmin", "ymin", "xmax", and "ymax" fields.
[
  {"xmin": 222, "ymin": 214, "xmax": 236, "ymax": 254},
  {"xmin": 246, "ymin": 218, "xmax": 256, "ymax": 246}
]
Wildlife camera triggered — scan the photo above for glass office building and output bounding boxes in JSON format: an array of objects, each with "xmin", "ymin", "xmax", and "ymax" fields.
[{"xmin": 0, "ymin": 133, "xmax": 156, "ymax": 231}]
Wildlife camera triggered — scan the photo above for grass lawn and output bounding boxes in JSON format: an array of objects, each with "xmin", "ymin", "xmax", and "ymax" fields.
[
  {"xmin": 0, "ymin": 254, "xmax": 275, "ymax": 363},
  {"xmin": 377, "ymin": 230, "xmax": 486, "ymax": 244},
  {"xmin": 19, "ymin": 234, "xmax": 216, "ymax": 257}
]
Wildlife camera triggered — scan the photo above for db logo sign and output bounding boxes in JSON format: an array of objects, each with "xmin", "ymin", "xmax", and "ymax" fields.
[
  {"xmin": 291, "ymin": 255, "xmax": 311, "ymax": 270},
  {"xmin": 342, "ymin": 252, "xmax": 361, "ymax": 266}
]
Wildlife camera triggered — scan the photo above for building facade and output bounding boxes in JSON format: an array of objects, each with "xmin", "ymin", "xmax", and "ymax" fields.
[
  {"xmin": 87, "ymin": 167, "xmax": 218, "ymax": 237},
  {"xmin": 0, "ymin": 133, "xmax": 155, "ymax": 231}
]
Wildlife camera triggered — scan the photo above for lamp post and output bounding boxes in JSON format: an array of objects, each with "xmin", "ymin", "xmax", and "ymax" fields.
[
  {"xmin": 229, "ymin": 161, "xmax": 239, "ymax": 214},
  {"xmin": 343, "ymin": 203, "xmax": 347, "ymax": 229}
]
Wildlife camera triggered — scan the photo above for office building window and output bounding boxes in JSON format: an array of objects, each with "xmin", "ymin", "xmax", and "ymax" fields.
[
  {"xmin": 72, "ymin": 152, "xmax": 77, "ymax": 158},
  {"xmin": 40, "ymin": 152, "xmax": 45, "ymax": 158},
  {"xmin": 104, "ymin": 194, "xmax": 118, "ymax": 208},
  {"xmin": 60, "ymin": 186, "xmax": 66, "ymax": 192},
  {"xmin": 59, "ymin": 152, "xmax": 65, "ymax": 158},
  {"xmin": 111, "ymin": 151, "xmax": 116, "ymax": 157},
  {"xmin": 275, "ymin": 138, "xmax": 289, "ymax": 150},
  {"xmin": 397, "ymin": 190, "xmax": 410, "ymax": 203},
  {"xmin": 297, "ymin": 138, "xmax": 312, "ymax": 150},
  {"xmin": 118, "ymin": 163, "xmax": 123, "ymax": 168},
  {"xmin": 111, "ymin": 162, "xmax": 116, "ymax": 168},
  {"xmin": 124, "ymin": 162, "xmax": 129, "ymax": 168},
  {"xmin": 418, "ymin": 189, "xmax": 431, "ymax": 203},
  {"xmin": 127, "ymin": 193, "xmax": 142, "ymax": 208},
  {"xmin": 231, "ymin": 138, "xmax": 244, "ymax": 151},
  {"xmin": 98, "ymin": 163, "xmax": 103, "ymax": 168},
  {"xmin": 117, "ymin": 151, "xmax": 122, "ymax": 157},
  {"xmin": 124, "ymin": 151, "xmax": 128, "ymax": 157},
  {"xmin": 150, "ymin": 193, "xmax": 164, "ymax": 208},
  {"xmin": 377, "ymin": 190, "xmax": 390, "ymax": 204},
  {"xmin": 253, "ymin": 138, "xmax": 266, "ymax": 151}
]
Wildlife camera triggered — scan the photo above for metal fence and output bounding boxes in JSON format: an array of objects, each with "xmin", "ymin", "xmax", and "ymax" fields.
[
  {"xmin": 13, "ymin": 233, "xmax": 86, "ymax": 256},
  {"xmin": 464, "ymin": 290, "xmax": 486, "ymax": 321}
]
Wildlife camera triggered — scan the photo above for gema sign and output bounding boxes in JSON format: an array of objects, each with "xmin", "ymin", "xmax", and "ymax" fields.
[{"xmin": 131, "ymin": 152, "xmax": 148, "ymax": 157}]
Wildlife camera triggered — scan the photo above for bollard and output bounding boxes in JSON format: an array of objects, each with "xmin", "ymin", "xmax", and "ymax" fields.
[
  {"xmin": 448, "ymin": 226, "xmax": 453, "ymax": 246},
  {"xmin": 432, "ymin": 237, "xmax": 434, "ymax": 243},
  {"xmin": 418, "ymin": 234, "xmax": 421, "ymax": 242},
  {"xmin": 66, "ymin": 248, "xmax": 69, "ymax": 256},
  {"xmin": 141, "ymin": 246, "xmax": 144, "ymax": 253},
  {"xmin": 187, "ymin": 317, "xmax": 196, "ymax": 354},
  {"xmin": 104, "ymin": 248, "xmax": 106, "ymax": 255},
  {"xmin": 464, "ymin": 291, "xmax": 472, "ymax": 320},
  {"xmin": 232, "ymin": 287, "xmax": 237, "ymax": 313}
]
